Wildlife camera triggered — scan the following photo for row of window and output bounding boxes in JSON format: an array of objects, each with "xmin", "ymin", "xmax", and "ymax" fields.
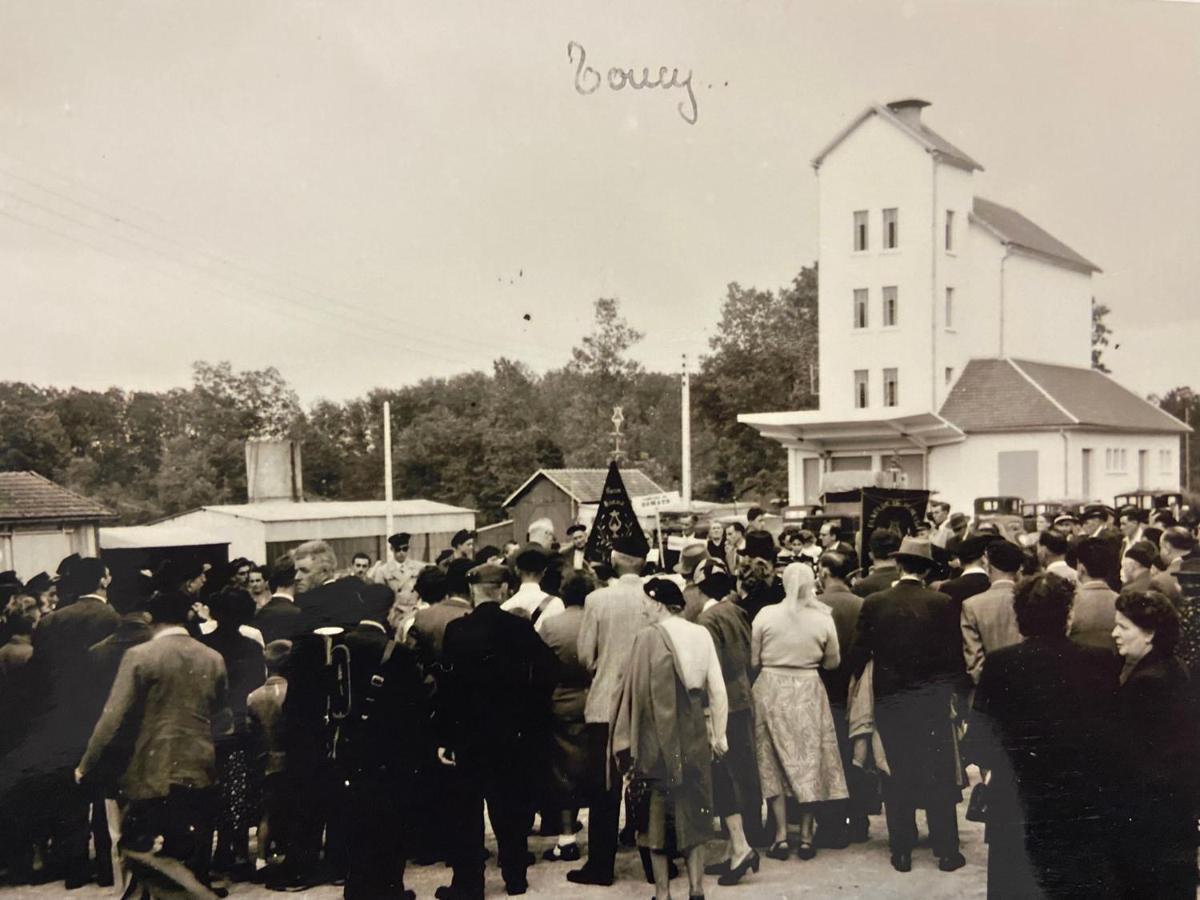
[
  {"xmin": 852, "ymin": 208, "xmax": 956, "ymax": 252},
  {"xmin": 850, "ymin": 286, "xmax": 955, "ymax": 330},
  {"xmin": 853, "ymin": 368, "xmax": 899, "ymax": 409},
  {"xmin": 1104, "ymin": 448, "xmax": 1176, "ymax": 475}
]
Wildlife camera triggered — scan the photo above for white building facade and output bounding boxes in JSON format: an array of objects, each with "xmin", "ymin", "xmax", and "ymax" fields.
[{"xmin": 740, "ymin": 99, "xmax": 1188, "ymax": 513}]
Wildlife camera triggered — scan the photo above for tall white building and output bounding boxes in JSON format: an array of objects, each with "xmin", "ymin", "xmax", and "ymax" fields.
[{"xmin": 739, "ymin": 99, "xmax": 1189, "ymax": 512}]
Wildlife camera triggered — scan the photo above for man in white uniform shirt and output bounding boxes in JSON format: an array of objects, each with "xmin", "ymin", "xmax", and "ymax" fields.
[{"xmin": 501, "ymin": 544, "xmax": 564, "ymax": 629}]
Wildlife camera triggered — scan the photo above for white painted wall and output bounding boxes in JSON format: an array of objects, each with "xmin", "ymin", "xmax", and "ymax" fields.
[
  {"xmin": 928, "ymin": 430, "xmax": 1181, "ymax": 513},
  {"xmin": 168, "ymin": 509, "xmax": 268, "ymax": 563},
  {"xmin": 1002, "ymin": 253, "xmax": 1092, "ymax": 367},
  {"xmin": 817, "ymin": 113, "xmax": 936, "ymax": 417}
]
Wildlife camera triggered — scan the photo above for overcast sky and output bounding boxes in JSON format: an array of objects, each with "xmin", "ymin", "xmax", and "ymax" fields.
[{"xmin": 1, "ymin": 0, "xmax": 1197, "ymax": 406}]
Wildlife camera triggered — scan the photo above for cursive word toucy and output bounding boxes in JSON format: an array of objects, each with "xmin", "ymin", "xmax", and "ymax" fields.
[{"xmin": 567, "ymin": 41, "xmax": 698, "ymax": 125}]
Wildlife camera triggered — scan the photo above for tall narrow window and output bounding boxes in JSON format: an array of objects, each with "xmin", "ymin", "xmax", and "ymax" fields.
[
  {"xmin": 853, "ymin": 289, "xmax": 868, "ymax": 328},
  {"xmin": 854, "ymin": 370, "xmax": 869, "ymax": 409},
  {"xmin": 882, "ymin": 286, "xmax": 898, "ymax": 327},
  {"xmin": 945, "ymin": 210, "xmax": 955, "ymax": 251},
  {"xmin": 883, "ymin": 368, "xmax": 899, "ymax": 407},
  {"xmin": 882, "ymin": 208, "xmax": 898, "ymax": 249},
  {"xmin": 945, "ymin": 287, "xmax": 955, "ymax": 328},
  {"xmin": 853, "ymin": 210, "xmax": 868, "ymax": 251},
  {"xmin": 945, "ymin": 366, "xmax": 955, "ymax": 386}
]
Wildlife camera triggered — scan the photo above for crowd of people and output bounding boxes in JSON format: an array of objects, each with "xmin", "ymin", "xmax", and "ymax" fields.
[{"xmin": 0, "ymin": 500, "xmax": 1198, "ymax": 899}]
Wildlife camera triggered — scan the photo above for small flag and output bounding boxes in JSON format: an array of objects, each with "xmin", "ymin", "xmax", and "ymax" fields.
[{"xmin": 585, "ymin": 461, "xmax": 650, "ymax": 563}]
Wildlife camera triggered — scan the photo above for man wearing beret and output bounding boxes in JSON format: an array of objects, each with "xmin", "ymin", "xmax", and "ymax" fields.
[
  {"xmin": 561, "ymin": 524, "xmax": 589, "ymax": 572},
  {"xmin": 370, "ymin": 532, "xmax": 430, "ymax": 627},
  {"xmin": 435, "ymin": 563, "xmax": 559, "ymax": 900},
  {"xmin": 502, "ymin": 545, "xmax": 564, "ymax": 629}
]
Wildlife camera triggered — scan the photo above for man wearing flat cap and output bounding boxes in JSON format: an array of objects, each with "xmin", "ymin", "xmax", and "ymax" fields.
[
  {"xmin": 849, "ymin": 537, "xmax": 966, "ymax": 875},
  {"xmin": 371, "ymin": 532, "xmax": 430, "ymax": 627},
  {"xmin": 436, "ymin": 562, "xmax": 558, "ymax": 900}
]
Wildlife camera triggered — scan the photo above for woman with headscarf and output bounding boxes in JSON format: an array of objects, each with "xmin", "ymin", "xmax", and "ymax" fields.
[
  {"xmin": 751, "ymin": 563, "xmax": 848, "ymax": 861},
  {"xmin": 611, "ymin": 577, "xmax": 728, "ymax": 900},
  {"xmin": 1109, "ymin": 590, "xmax": 1199, "ymax": 898}
]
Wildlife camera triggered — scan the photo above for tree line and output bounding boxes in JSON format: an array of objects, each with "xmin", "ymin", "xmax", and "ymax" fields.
[
  {"xmin": 3, "ymin": 265, "xmax": 1177, "ymax": 525},
  {"xmin": 0, "ymin": 266, "xmax": 819, "ymax": 525}
]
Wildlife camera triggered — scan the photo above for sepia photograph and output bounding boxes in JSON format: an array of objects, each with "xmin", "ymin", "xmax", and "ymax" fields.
[{"xmin": 1, "ymin": 0, "xmax": 1199, "ymax": 897}]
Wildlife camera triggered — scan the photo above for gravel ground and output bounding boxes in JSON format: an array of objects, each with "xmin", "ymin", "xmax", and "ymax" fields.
[{"xmin": 0, "ymin": 803, "xmax": 989, "ymax": 900}]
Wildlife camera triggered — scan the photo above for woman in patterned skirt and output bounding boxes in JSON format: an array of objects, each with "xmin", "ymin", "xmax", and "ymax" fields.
[{"xmin": 751, "ymin": 563, "xmax": 848, "ymax": 860}]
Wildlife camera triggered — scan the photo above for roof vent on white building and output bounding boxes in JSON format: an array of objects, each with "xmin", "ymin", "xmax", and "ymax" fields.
[{"xmin": 887, "ymin": 98, "xmax": 931, "ymax": 127}]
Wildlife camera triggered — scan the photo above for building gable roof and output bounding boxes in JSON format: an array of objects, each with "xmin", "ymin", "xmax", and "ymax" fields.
[
  {"xmin": 160, "ymin": 498, "xmax": 474, "ymax": 524},
  {"xmin": 502, "ymin": 468, "xmax": 665, "ymax": 509},
  {"xmin": 939, "ymin": 359, "xmax": 1189, "ymax": 434},
  {"xmin": 971, "ymin": 197, "xmax": 1101, "ymax": 274},
  {"xmin": 812, "ymin": 102, "xmax": 984, "ymax": 172},
  {"xmin": 0, "ymin": 470, "xmax": 116, "ymax": 522}
]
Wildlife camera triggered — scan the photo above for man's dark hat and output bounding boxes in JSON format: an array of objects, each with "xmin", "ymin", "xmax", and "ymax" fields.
[
  {"xmin": 467, "ymin": 563, "xmax": 509, "ymax": 586},
  {"xmin": 947, "ymin": 512, "xmax": 969, "ymax": 530},
  {"xmin": 56, "ymin": 553, "xmax": 81, "ymax": 577},
  {"xmin": 1082, "ymin": 504, "xmax": 1114, "ymax": 521},
  {"xmin": 0, "ymin": 570, "xmax": 22, "ymax": 588},
  {"xmin": 473, "ymin": 545, "xmax": 502, "ymax": 566},
  {"xmin": 698, "ymin": 570, "xmax": 736, "ymax": 600},
  {"xmin": 565, "ymin": 523, "xmax": 587, "ymax": 536},
  {"xmin": 643, "ymin": 577, "xmax": 684, "ymax": 608},
  {"xmin": 264, "ymin": 639, "xmax": 292, "ymax": 670},
  {"xmin": 610, "ymin": 534, "xmax": 649, "ymax": 559},
  {"xmin": 742, "ymin": 531, "xmax": 777, "ymax": 562},
  {"xmin": 958, "ymin": 534, "xmax": 997, "ymax": 563},
  {"xmin": 388, "ymin": 532, "xmax": 411, "ymax": 550},
  {"xmin": 359, "ymin": 583, "xmax": 394, "ymax": 623},
  {"xmin": 25, "ymin": 571, "xmax": 53, "ymax": 594},
  {"xmin": 451, "ymin": 529, "xmax": 476, "ymax": 548}
]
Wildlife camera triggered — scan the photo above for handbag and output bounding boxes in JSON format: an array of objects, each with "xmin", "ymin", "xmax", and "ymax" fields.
[{"xmin": 965, "ymin": 781, "xmax": 990, "ymax": 823}]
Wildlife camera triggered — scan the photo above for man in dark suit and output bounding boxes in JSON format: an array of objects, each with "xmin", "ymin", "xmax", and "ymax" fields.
[
  {"xmin": 76, "ymin": 589, "xmax": 228, "ymax": 899},
  {"xmin": 338, "ymin": 584, "xmax": 430, "ymax": 900},
  {"xmin": 850, "ymin": 537, "xmax": 966, "ymax": 874},
  {"xmin": 28, "ymin": 556, "xmax": 121, "ymax": 888},
  {"xmin": 852, "ymin": 529, "xmax": 902, "ymax": 598},
  {"xmin": 936, "ymin": 534, "xmax": 995, "ymax": 617},
  {"xmin": 815, "ymin": 548, "xmax": 869, "ymax": 847},
  {"xmin": 253, "ymin": 558, "xmax": 304, "ymax": 644},
  {"xmin": 293, "ymin": 540, "xmax": 364, "ymax": 632},
  {"xmin": 968, "ymin": 572, "xmax": 1119, "ymax": 897},
  {"xmin": 435, "ymin": 563, "xmax": 559, "ymax": 900},
  {"xmin": 561, "ymin": 524, "xmax": 590, "ymax": 572}
]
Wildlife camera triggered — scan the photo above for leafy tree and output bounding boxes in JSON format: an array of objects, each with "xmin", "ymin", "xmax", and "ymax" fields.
[
  {"xmin": 694, "ymin": 263, "xmax": 819, "ymax": 501},
  {"xmin": 1091, "ymin": 299, "xmax": 1113, "ymax": 373},
  {"xmin": 1152, "ymin": 387, "xmax": 1198, "ymax": 491}
]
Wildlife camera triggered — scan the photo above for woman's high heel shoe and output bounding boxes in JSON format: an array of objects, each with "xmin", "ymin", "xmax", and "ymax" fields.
[
  {"xmin": 766, "ymin": 840, "xmax": 790, "ymax": 861},
  {"xmin": 717, "ymin": 848, "xmax": 761, "ymax": 885}
]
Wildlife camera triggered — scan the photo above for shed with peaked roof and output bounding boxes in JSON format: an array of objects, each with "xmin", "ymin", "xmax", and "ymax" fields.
[
  {"xmin": 0, "ymin": 470, "xmax": 116, "ymax": 580},
  {"xmin": 502, "ymin": 468, "xmax": 667, "ymax": 544}
]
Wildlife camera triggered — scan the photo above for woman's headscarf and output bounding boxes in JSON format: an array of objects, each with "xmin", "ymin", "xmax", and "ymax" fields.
[{"xmin": 782, "ymin": 562, "xmax": 820, "ymax": 608}]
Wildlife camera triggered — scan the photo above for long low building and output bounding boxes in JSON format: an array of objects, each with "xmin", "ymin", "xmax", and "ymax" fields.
[{"xmin": 141, "ymin": 499, "xmax": 475, "ymax": 567}]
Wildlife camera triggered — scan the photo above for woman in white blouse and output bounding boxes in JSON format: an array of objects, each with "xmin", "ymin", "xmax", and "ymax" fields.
[{"xmin": 751, "ymin": 563, "xmax": 848, "ymax": 860}]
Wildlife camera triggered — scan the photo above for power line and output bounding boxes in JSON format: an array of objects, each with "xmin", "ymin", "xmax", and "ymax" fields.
[{"xmin": 0, "ymin": 154, "xmax": 565, "ymax": 366}]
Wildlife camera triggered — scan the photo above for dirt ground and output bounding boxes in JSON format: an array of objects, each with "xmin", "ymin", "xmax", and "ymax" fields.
[{"xmin": 0, "ymin": 803, "xmax": 989, "ymax": 900}]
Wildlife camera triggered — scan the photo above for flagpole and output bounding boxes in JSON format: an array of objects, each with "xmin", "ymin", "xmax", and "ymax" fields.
[
  {"xmin": 681, "ymin": 354, "xmax": 692, "ymax": 509},
  {"xmin": 383, "ymin": 401, "xmax": 394, "ymax": 538}
]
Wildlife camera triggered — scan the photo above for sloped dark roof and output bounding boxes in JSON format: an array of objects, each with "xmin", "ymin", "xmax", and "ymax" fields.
[
  {"xmin": 972, "ymin": 197, "xmax": 1101, "ymax": 274},
  {"xmin": 812, "ymin": 102, "xmax": 984, "ymax": 172},
  {"xmin": 0, "ymin": 471, "xmax": 116, "ymax": 522},
  {"xmin": 503, "ymin": 468, "xmax": 666, "ymax": 508},
  {"xmin": 939, "ymin": 359, "xmax": 1189, "ymax": 434}
]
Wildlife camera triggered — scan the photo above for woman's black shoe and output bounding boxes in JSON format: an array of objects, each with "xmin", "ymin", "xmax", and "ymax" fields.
[
  {"xmin": 542, "ymin": 843, "xmax": 581, "ymax": 862},
  {"xmin": 718, "ymin": 849, "xmax": 760, "ymax": 886},
  {"xmin": 766, "ymin": 840, "xmax": 790, "ymax": 861},
  {"xmin": 796, "ymin": 843, "xmax": 816, "ymax": 860},
  {"xmin": 703, "ymin": 859, "xmax": 730, "ymax": 876}
]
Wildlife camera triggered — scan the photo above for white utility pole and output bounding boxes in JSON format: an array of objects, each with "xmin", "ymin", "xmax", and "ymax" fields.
[
  {"xmin": 383, "ymin": 400, "xmax": 394, "ymax": 537},
  {"xmin": 681, "ymin": 354, "xmax": 692, "ymax": 507}
]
